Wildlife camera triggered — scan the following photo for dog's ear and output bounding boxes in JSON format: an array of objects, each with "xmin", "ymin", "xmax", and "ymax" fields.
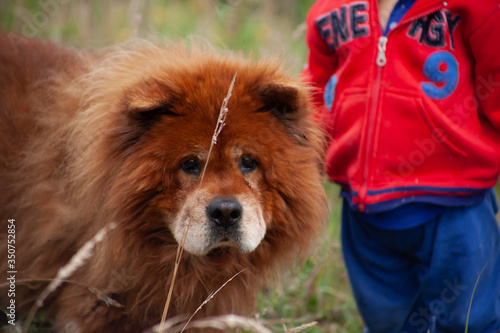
[
  {"xmin": 126, "ymin": 81, "xmax": 180, "ymax": 131},
  {"xmin": 114, "ymin": 81, "xmax": 180, "ymax": 153},
  {"xmin": 257, "ymin": 83, "xmax": 303, "ymax": 122},
  {"xmin": 257, "ymin": 82, "xmax": 310, "ymax": 144}
]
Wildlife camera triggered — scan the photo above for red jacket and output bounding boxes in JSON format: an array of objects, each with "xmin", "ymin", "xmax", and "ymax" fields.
[{"xmin": 304, "ymin": 0, "xmax": 500, "ymax": 213}]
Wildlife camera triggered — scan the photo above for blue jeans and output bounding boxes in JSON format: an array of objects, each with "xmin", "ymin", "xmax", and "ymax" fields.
[{"xmin": 341, "ymin": 192, "xmax": 500, "ymax": 333}]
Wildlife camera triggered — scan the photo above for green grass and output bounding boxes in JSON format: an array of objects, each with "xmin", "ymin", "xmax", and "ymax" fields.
[
  {"xmin": 257, "ymin": 182, "xmax": 363, "ymax": 332},
  {"xmin": 0, "ymin": 0, "xmax": 312, "ymax": 73},
  {"xmin": 0, "ymin": 1, "xmax": 363, "ymax": 331}
]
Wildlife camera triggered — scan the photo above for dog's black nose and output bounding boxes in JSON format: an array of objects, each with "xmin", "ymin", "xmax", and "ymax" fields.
[{"xmin": 207, "ymin": 197, "xmax": 242, "ymax": 229}]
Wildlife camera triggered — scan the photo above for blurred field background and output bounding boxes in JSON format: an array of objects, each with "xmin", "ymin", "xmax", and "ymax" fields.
[{"xmin": 0, "ymin": 1, "xmax": 363, "ymax": 332}]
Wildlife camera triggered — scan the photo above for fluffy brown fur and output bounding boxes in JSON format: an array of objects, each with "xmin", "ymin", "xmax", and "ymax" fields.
[{"xmin": 0, "ymin": 33, "xmax": 327, "ymax": 332}]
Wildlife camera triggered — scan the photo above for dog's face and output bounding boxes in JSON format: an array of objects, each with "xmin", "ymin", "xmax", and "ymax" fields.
[
  {"xmin": 172, "ymin": 147, "xmax": 267, "ymax": 255},
  {"xmin": 108, "ymin": 55, "xmax": 322, "ymax": 257}
]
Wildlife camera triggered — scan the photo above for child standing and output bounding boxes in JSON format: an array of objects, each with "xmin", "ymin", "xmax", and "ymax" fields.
[{"xmin": 304, "ymin": 0, "xmax": 500, "ymax": 331}]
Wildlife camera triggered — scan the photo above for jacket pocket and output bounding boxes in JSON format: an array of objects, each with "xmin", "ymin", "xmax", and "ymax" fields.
[
  {"xmin": 325, "ymin": 88, "xmax": 367, "ymax": 181},
  {"xmin": 329, "ymin": 88, "xmax": 367, "ymax": 138},
  {"xmin": 417, "ymin": 98, "xmax": 467, "ymax": 157},
  {"xmin": 373, "ymin": 88, "xmax": 466, "ymax": 185}
]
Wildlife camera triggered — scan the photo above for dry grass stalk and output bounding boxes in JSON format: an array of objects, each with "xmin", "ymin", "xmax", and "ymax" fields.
[
  {"xmin": 465, "ymin": 261, "xmax": 489, "ymax": 333},
  {"xmin": 146, "ymin": 315, "xmax": 188, "ymax": 333},
  {"xmin": 181, "ymin": 314, "xmax": 272, "ymax": 333},
  {"xmin": 0, "ymin": 278, "xmax": 123, "ymax": 309},
  {"xmin": 22, "ymin": 222, "xmax": 117, "ymax": 333},
  {"xmin": 284, "ymin": 321, "xmax": 318, "ymax": 333},
  {"xmin": 88, "ymin": 287, "xmax": 124, "ymax": 308},
  {"xmin": 158, "ymin": 73, "xmax": 238, "ymax": 333},
  {"xmin": 0, "ymin": 278, "xmax": 81, "ymax": 289},
  {"xmin": 180, "ymin": 269, "xmax": 246, "ymax": 333},
  {"xmin": 199, "ymin": 72, "xmax": 237, "ymax": 185},
  {"xmin": 129, "ymin": 0, "xmax": 144, "ymax": 37}
]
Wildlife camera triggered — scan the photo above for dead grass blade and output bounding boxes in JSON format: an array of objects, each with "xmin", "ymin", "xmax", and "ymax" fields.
[
  {"xmin": 158, "ymin": 73, "xmax": 238, "ymax": 333},
  {"xmin": 182, "ymin": 314, "xmax": 272, "ymax": 333},
  {"xmin": 146, "ymin": 315, "xmax": 188, "ymax": 333},
  {"xmin": 180, "ymin": 269, "xmax": 246, "ymax": 333},
  {"xmin": 283, "ymin": 321, "xmax": 318, "ymax": 333},
  {"xmin": 88, "ymin": 287, "xmax": 124, "ymax": 308},
  {"xmin": 465, "ymin": 260, "xmax": 489, "ymax": 333},
  {"xmin": 22, "ymin": 222, "xmax": 117, "ymax": 333}
]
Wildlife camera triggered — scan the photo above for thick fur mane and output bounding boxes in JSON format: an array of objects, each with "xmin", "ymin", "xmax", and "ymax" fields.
[{"xmin": 0, "ymin": 35, "xmax": 327, "ymax": 332}]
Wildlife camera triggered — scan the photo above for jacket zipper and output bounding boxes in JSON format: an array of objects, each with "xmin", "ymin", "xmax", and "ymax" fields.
[
  {"xmin": 358, "ymin": 36, "xmax": 386, "ymax": 212},
  {"xmin": 357, "ymin": 2, "xmax": 445, "ymax": 212}
]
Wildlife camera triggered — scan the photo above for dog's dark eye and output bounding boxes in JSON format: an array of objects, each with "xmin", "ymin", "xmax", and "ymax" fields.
[
  {"xmin": 181, "ymin": 159, "xmax": 201, "ymax": 175},
  {"xmin": 240, "ymin": 157, "xmax": 257, "ymax": 173}
]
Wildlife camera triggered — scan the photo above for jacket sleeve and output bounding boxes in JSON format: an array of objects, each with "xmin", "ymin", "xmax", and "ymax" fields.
[
  {"xmin": 302, "ymin": 4, "xmax": 338, "ymax": 114},
  {"xmin": 469, "ymin": 5, "xmax": 500, "ymax": 131}
]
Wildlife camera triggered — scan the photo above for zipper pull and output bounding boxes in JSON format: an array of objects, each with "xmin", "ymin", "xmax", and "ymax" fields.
[{"xmin": 376, "ymin": 36, "xmax": 388, "ymax": 67}]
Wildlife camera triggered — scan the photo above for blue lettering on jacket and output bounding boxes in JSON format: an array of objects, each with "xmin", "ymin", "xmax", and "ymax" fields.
[
  {"xmin": 315, "ymin": 1, "xmax": 370, "ymax": 51},
  {"xmin": 421, "ymin": 51, "xmax": 459, "ymax": 100},
  {"xmin": 408, "ymin": 10, "xmax": 462, "ymax": 49}
]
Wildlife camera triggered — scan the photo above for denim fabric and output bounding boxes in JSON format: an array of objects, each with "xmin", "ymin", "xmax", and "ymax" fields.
[{"xmin": 341, "ymin": 192, "xmax": 500, "ymax": 332}]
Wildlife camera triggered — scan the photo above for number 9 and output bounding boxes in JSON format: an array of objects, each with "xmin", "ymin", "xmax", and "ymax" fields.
[{"xmin": 421, "ymin": 51, "xmax": 458, "ymax": 100}]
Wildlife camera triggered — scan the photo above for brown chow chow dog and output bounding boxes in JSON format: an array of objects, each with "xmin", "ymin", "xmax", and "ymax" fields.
[{"xmin": 0, "ymin": 33, "xmax": 327, "ymax": 332}]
